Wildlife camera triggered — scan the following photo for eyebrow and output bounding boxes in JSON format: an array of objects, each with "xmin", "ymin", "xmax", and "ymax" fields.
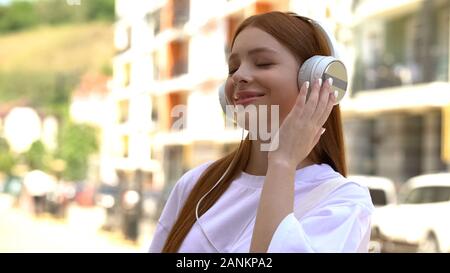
[{"xmin": 228, "ymin": 47, "xmax": 278, "ymax": 63}]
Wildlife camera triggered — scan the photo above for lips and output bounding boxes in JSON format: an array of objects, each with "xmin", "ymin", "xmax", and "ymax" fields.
[{"xmin": 234, "ymin": 91, "xmax": 265, "ymax": 106}]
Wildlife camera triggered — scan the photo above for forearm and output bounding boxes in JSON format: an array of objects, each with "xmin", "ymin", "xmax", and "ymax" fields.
[{"xmin": 250, "ymin": 160, "xmax": 296, "ymax": 252}]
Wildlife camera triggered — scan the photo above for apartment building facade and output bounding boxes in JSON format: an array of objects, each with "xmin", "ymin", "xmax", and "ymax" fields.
[{"xmin": 342, "ymin": 0, "xmax": 450, "ymax": 184}]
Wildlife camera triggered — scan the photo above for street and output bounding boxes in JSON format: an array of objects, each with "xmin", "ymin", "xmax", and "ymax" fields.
[{"xmin": 0, "ymin": 193, "xmax": 154, "ymax": 253}]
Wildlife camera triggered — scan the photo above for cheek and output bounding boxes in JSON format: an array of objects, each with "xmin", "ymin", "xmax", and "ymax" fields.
[
  {"xmin": 279, "ymin": 96, "xmax": 297, "ymax": 122},
  {"xmin": 270, "ymin": 86, "xmax": 299, "ymax": 121}
]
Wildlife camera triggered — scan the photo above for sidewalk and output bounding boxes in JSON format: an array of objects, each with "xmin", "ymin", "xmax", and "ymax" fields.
[{"xmin": 0, "ymin": 194, "xmax": 155, "ymax": 253}]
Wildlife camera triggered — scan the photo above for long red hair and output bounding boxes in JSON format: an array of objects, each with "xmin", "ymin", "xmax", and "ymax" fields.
[{"xmin": 162, "ymin": 11, "xmax": 347, "ymax": 252}]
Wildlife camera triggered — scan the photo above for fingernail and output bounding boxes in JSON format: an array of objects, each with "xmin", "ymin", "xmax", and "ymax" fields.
[
  {"xmin": 334, "ymin": 90, "xmax": 339, "ymax": 99},
  {"xmin": 328, "ymin": 78, "xmax": 333, "ymax": 86},
  {"xmin": 318, "ymin": 78, "xmax": 322, "ymax": 87},
  {"xmin": 305, "ymin": 81, "xmax": 310, "ymax": 90},
  {"xmin": 320, "ymin": 128, "xmax": 326, "ymax": 135}
]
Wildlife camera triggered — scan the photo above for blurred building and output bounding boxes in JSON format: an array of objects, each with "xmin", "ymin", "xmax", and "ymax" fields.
[
  {"xmin": 343, "ymin": 0, "xmax": 450, "ymax": 183},
  {"xmin": 70, "ymin": 73, "xmax": 115, "ymax": 186}
]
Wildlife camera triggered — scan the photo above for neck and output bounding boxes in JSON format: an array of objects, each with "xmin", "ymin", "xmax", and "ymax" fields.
[{"xmin": 244, "ymin": 139, "xmax": 315, "ymax": 176}]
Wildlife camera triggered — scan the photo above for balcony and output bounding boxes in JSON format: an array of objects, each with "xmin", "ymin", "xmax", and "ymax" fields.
[
  {"xmin": 172, "ymin": 0, "xmax": 190, "ymax": 28},
  {"xmin": 352, "ymin": 5, "xmax": 449, "ymax": 94}
]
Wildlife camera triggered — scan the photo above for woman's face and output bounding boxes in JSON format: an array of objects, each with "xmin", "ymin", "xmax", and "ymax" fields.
[{"xmin": 226, "ymin": 26, "xmax": 301, "ymax": 129}]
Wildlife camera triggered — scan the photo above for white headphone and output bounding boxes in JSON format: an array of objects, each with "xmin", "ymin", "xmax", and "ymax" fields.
[{"xmin": 197, "ymin": 13, "xmax": 348, "ymax": 251}]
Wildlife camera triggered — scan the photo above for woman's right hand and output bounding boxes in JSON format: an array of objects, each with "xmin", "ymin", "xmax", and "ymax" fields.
[{"xmin": 267, "ymin": 78, "xmax": 336, "ymax": 168}]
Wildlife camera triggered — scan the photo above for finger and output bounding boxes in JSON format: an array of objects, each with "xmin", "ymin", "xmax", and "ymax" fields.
[
  {"xmin": 302, "ymin": 78, "xmax": 322, "ymax": 119},
  {"xmin": 317, "ymin": 87, "xmax": 336, "ymax": 126},
  {"xmin": 312, "ymin": 127, "xmax": 326, "ymax": 147},
  {"xmin": 292, "ymin": 81, "xmax": 309, "ymax": 116},
  {"xmin": 312, "ymin": 78, "xmax": 333, "ymax": 123}
]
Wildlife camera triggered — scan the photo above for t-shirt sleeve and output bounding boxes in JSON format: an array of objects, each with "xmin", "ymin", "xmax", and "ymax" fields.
[
  {"xmin": 148, "ymin": 161, "xmax": 213, "ymax": 252},
  {"xmin": 267, "ymin": 183, "xmax": 374, "ymax": 253}
]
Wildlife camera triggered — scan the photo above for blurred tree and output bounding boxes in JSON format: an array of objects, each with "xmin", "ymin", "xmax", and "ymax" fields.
[
  {"xmin": 0, "ymin": 137, "xmax": 16, "ymax": 176},
  {"xmin": 83, "ymin": 0, "xmax": 115, "ymax": 21},
  {"xmin": 101, "ymin": 62, "xmax": 113, "ymax": 76},
  {"xmin": 0, "ymin": 71, "xmax": 80, "ymax": 118},
  {"xmin": 56, "ymin": 122, "xmax": 98, "ymax": 181},
  {"xmin": 0, "ymin": 0, "xmax": 115, "ymax": 33},
  {"xmin": 0, "ymin": 1, "xmax": 38, "ymax": 33},
  {"xmin": 23, "ymin": 140, "xmax": 49, "ymax": 171},
  {"xmin": 34, "ymin": 0, "xmax": 78, "ymax": 25}
]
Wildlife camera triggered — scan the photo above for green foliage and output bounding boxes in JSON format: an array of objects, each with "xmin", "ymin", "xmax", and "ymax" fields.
[
  {"xmin": 82, "ymin": 0, "xmax": 115, "ymax": 22},
  {"xmin": 56, "ymin": 122, "xmax": 98, "ymax": 181},
  {"xmin": 101, "ymin": 61, "xmax": 113, "ymax": 76},
  {"xmin": 0, "ymin": 137, "xmax": 16, "ymax": 175},
  {"xmin": 0, "ymin": 70, "xmax": 79, "ymax": 118},
  {"xmin": 0, "ymin": 1, "xmax": 38, "ymax": 33},
  {"xmin": 23, "ymin": 140, "xmax": 49, "ymax": 171},
  {"xmin": 0, "ymin": 0, "xmax": 115, "ymax": 33}
]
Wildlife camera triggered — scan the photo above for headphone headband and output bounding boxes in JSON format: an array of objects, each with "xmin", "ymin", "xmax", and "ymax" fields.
[{"xmin": 289, "ymin": 13, "xmax": 340, "ymax": 59}]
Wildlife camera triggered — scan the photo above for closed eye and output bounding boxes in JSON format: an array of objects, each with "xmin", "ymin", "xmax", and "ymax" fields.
[
  {"xmin": 228, "ymin": 63, "xmax": 273, "ymax": 76},
  {"xmin": 228, "ymin": 69, "xmax": 237, "ymax": 76}
]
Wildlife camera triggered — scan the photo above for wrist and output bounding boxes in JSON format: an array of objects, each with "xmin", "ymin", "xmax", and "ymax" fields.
[{"xmin": 267, "ymin": 157, "xmax": 296, "ymax": 172}]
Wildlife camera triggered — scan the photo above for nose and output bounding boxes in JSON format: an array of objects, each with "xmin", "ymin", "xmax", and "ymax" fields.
[{"xmin": 230, "ymin": 65, "xmax": 252, "ymax": 90}]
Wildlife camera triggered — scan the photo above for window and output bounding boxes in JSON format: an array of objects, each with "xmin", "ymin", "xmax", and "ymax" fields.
[
  {"xmin": 404, "ymin": 187, "xmax": 427, "ymax": 204},
  {"xmin": 122, "ymin": 135, "xmax": 129, "ymax": 158},
  {"xmin": 146, "ymin": 9, "xmax": 161, "ymax": 35},
  {"xmin": 172, "ymin": 0, "xmax": 190, "ymax": 28},
  {"xmin": 118, "ymin": 100, "xmax": 129, "ymax": 123},
  {"xmin": 369, "ymin": 189, "xmax": 388, "ymax": 206},
  {"xmin": 123, "ymin": 63, "xmax": 131, "ymax": 87},
  {"xmin": 168, "ymin": 92, "xmax": 187, "ymax": 130},
  {"xmin": 431, "ymin": 187, "xmax": 450, "ymax": 203},
  {"xmin": 169, "ymin": 40, "xmax": 189, "ymax": 77},
  {"xmin": 152, "ymin": 51, "xmax": 162, "ymax": 80},
  {"xmin": 405, "ymin": 186, "xmax": 450, "ymax": 204}
]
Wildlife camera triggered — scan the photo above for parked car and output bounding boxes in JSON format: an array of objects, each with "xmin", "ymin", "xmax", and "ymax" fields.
[
  {"xmin": 95, "ymin": 183, "xmax": 121, "ymax": 231},
  {"xmin": 375, "ymin": 172, "xmax": 450, "ymax": 252},
  {"xmin": 45, "ymin": 181, "xmax": 76, "ymax": 219},
  {"xmin": 75, "ymin": 182, "xmax": 96, "ymax": 207},
  {"xmin": 348, "ymin": 175, "xmax": 398, "ymax": 252},
  {"xmin": 2, "ymin": 175, "xmax": 23, "ymax": 200},
  {"xmin": 142, "ymin": 190, "xmax": 161, "ymax": 220}
]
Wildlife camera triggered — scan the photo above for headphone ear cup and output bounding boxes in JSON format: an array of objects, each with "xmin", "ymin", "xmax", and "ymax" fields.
[
  {"xmin": 218, "ymin": 83, "xmax": 227, "ymax": 113},
  {"xmin": 218, "ymin": 83, "xmax": 235, "ymax": 121},
  {"xmin": 298, "ymin": 57, "xmax": 316, "ymax": 100},
  {"xmin": 298, "ymin": 55, "xmax": 347, "ymax": 105}
]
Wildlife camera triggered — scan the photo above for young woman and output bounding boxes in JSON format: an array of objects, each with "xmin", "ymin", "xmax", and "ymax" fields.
[{"xmin": 149, "ymin": 11, "xmax": 374, "ymax": 253}]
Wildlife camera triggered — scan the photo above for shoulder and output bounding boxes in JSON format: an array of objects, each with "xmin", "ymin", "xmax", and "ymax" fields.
[
  {"xmin": 157, "ymin": 160, "xmax": 215, "ymax": 228},
  {"xmin": 299, "ymin": 164, "xmax": 374, "ymax": 214},
  {"xmin": 330, "ymin": 177, "xmax": 373, "ymax": 211},
  {"xmin": 320, "ymin": 174, "xmax": 375, "ymax": 216}
]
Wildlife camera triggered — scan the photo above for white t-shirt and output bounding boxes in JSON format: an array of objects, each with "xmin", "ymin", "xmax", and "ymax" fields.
[{"xmin": 149, "ymin": 162, "xmax": 374, "ymax": 253}]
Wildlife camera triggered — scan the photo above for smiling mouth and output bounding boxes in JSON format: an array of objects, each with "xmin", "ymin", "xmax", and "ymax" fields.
[{"xmin": 235, "ymin": 94, "xmax": 265, "ymax": 105}]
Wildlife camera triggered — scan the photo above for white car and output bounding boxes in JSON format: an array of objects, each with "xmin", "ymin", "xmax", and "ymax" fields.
[
  {"xmin": 375, "ymin": 173, "xmax": 450, "ymax": 252},
  {"xmin": 348, "ymin": 175, "xmax": 398, "ymax": 252}
]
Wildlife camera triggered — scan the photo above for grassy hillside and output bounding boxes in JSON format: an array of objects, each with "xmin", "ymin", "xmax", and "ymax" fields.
[
  {"xmin": 0, "ymin": 22, "xmax": 114, "ymax": 113},
  {"xmin": 0, "ymin": 22, "xmax": 114, "ymax": 73}
]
